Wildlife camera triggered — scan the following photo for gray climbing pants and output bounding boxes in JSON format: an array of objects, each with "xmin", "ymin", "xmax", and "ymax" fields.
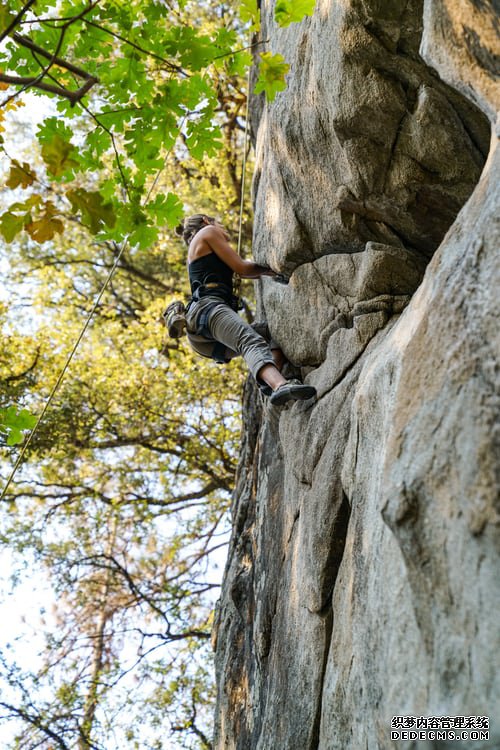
[{"xmin": 185, "ymin": 296, "xmax": 277, "ymax": 381}]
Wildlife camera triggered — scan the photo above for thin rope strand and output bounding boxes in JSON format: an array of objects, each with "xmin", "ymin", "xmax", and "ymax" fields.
[
  {"xmin": 236, "ymin": 65, "xmax": 251, "ymax": 258},
  {"xmin": 233, "ymin": 62, "xmax": 252, "ymax": 298},
  {"xmin": 1, "ymin": 237, "xmax": 130, "ymax": 501}
]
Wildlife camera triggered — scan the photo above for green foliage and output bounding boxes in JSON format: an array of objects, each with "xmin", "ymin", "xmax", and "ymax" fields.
[
  {"xmin": 239, "ymin": 0, "xmax": 260, "ymax": 30},
  {"xmin": 275, "ymin": 0, "xmax": 316, "ymax": 27},
  {"xmin": 148, "ymin": 193, "xmax": 185, "ymax": 229},
  {"xmin": 5, "ymin": 160, "xmax": 36, "ymax": 189},
  {"xmin": 0, "ymin": 1, "xmax": 15, "ymax": 30},
  {"xmin": 40, "ymin": 133, "xmax": 80, "ymax": 178},
  {"xmin": 0, "ymin": 0, "xmax": 251, "ymax": 247},
  {"xmin": 0, "ymin": 405, "xmax": 36, "ymax": 445},
  {"xmin": 254, "ymin": 52, "xmax": 290, "ymax": 101},
  {"xmin": 66, "ymin": 189, "xmax": 116, "ymax": 234},
  {"xmin": 37, "ymin": 116, "xmax": 75, "ymax": 146},
  {"xmin": 0, "ymin": 210, "xmax": 26, "ymax": 242},
  {"xmin": 0, "ymin": 195, "xmax": 66, "ymax": 243},
  {"xmin": 1, "ymin": 182, "xmax": 54, "ymax": 246}
]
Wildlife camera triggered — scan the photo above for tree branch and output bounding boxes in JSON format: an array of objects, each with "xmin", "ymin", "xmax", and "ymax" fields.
[
  {"xmin": 0, "ymin": 701, "xmax": 72, "ymax": 750},
  {"xmin": 0, "ymin": 0, "xmax": 37, "ymax": 45},
  {"xmin": 0, "ymin": 3, "xmax": 100, "ymax": 108},
  {"xmin": 12, "ymin": 32, "xmax": 97, "ymax": 80},
  {"xmin": 1, "ymin": 349, "xmax": 40, "ymax": 383},
  {"xmin": 0, "ymin": 73, "xmax": 96, "ymax": 104},
  {"xmin": 82, "ymin": 18, "xmax": 185, "ymax": 74}
]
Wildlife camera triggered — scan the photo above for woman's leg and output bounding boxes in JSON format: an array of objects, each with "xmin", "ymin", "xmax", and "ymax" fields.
[
  {"xmin": 271, "ymin": 346, "xmax": 286, "ymax": 372},
  {"xmin": 207, "ymin": 304, "xmax": 286, "ymax": 387},
  {"xmin": 256, "ymin": 362, "xmax": 287, "ymax": 390},
  {"xmin": 251, "ymin": 321, "xmax": 286, "ymax": 373},
  {"xmin": 207, "ymin": 303, "xmax": 316, "ymax": 403}
]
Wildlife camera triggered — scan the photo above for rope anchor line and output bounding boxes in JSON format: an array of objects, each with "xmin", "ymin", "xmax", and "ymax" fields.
[{"xmin": 234, "ymin": 61, "xmax": 252, "ymax": 298}]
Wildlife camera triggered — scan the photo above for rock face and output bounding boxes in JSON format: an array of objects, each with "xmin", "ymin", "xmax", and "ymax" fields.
[{"xmin": 213, "ymin": 1, "xmax": 499, "ymax": 749}]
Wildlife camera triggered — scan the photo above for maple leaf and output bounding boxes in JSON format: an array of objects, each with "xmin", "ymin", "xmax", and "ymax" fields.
[
  {"xmin": 254, "ymin": 52, "xmax": 290, "ymax": 102},
  {"xmin": 275, "ymin": 0, "xmax": 316, "ymax": 27},
  {"xmin": 6, "ymin": 160, "xmax": 37, "ymax": 189},
  {"xmin": 41, "ymin": 134, "xmax": 80, "ymax": 178},
  {"xmin": 0, "ymin": 405, "xmax": 37, "ymax": 446}
]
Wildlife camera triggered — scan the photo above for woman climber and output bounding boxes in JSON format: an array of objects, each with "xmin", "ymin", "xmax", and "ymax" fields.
[{"xmin": 175, "ymin": 214, "xmax": 317, "ymax": 406}]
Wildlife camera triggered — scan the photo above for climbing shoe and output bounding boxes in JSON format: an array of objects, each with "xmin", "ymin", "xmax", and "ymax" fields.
[
  {"xmin": 270, "ymin": 379, "xmax": 316, "ymax": 406},
  {"xmin": 257, "ymin": 382, "xmax": 273, "ymax": 397},
  {"xmin": 163, "ymin": 301, "xmax": 186, "ymax": 339}
]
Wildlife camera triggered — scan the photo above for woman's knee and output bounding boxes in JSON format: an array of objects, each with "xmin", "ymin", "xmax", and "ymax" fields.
[{"xmin": 236, "ymin": 327, "xmax": 269, "ymax": 357}]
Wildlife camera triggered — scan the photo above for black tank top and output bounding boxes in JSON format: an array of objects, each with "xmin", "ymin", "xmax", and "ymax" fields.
[{"xmin": 188, "ymin": 252, "xmax": 233, "ymax": 296}]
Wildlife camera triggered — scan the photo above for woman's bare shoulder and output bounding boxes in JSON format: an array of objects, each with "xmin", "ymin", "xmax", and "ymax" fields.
[
  {"xmin": 199, "ymin": 224, "xmax": 225, "ymax": 241},
  {"xmin": 188, "ymin": 226, "xmax": 216, "ymax": 262}
]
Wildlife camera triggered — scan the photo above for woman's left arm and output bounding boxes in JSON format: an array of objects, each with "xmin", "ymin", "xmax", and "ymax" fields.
[{"xmin": 205, "ymin": 226, "xmax": 277, "ymax": 278}]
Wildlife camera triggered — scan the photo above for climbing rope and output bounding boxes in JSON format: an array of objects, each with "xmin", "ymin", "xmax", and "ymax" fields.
[
  {"xmin": 0, "ymin": 239, "xmax": 130, "ymax": 501},
  {"xmin": 233, "ymin": 61, "xmax": 252, "ymax": 300}
]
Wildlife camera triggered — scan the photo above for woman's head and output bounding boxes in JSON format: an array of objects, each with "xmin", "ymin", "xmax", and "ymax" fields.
[{"xmin": 175, "ymin": 214, "xmax": 217, "ymax": 245}]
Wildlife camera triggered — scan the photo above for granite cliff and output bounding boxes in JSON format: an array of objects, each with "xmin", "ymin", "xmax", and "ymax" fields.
[{"xmin": 213, "ymin": 1, "xmax": 499, "ymax": 748}]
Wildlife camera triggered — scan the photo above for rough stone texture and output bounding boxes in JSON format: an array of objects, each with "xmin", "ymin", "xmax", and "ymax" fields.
[
  {"xmin": 421, "ymin": 0, "xmax": 500, "ymax": 123},
  {"xmin": 213, "ymin": 1, "xmax": 498, "ymax": 749}
]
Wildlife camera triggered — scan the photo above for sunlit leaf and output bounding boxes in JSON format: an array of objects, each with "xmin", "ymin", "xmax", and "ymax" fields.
[
  {"xmin": 0, "ymin": 2, "xmax": 15, "ymax": 35},
  {"xmin": 67, "ymin": 189, "xmax": 116, "ymax": 233},
  {"xmin": 254, "ymin": 52, "xmax": 290, "ymax": 102},
  {"xmin": 275, "ymin": 0, "xmax": 316, "ymax": 27},
  {"xmin": 26, "ymin": 202, "xmax": 64, "ymax": 242},
  {"xmin": 0, "ymin": 211, "xmax": 27, "ymax": 242},
  {"xmin": 147, "ymin": 193, "xmax": 184, "ymax": 229},
  {"xmin": 6, "ymin": 160, "xmax": 36, "ymax": 189},
  {"xmin": 239, "ymin": 0, "xmax": 260, "ymax": 31},
  {"xmin": 41, "ymin": 134, "xmax": 80, "ymax": 178},
  {"xmin": 37, "ymin": 116, "xmax": 75, "ymax": 146},
  {"xmin": 0, "ymin": 405, "xmax": 37, "ymax": 446},
  {"xmin": 186, "ymin": 118, "xmax": 223, "ymax": 161}
]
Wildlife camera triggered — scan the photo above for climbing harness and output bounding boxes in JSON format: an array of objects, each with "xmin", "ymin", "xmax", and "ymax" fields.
[
  {"xmin": 189, "ymin": 282, "xmax": 239, "ymax": 310},
  {"xmin": 185, "ymin": 283, "xmax": 240, "ymax": 364}
]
